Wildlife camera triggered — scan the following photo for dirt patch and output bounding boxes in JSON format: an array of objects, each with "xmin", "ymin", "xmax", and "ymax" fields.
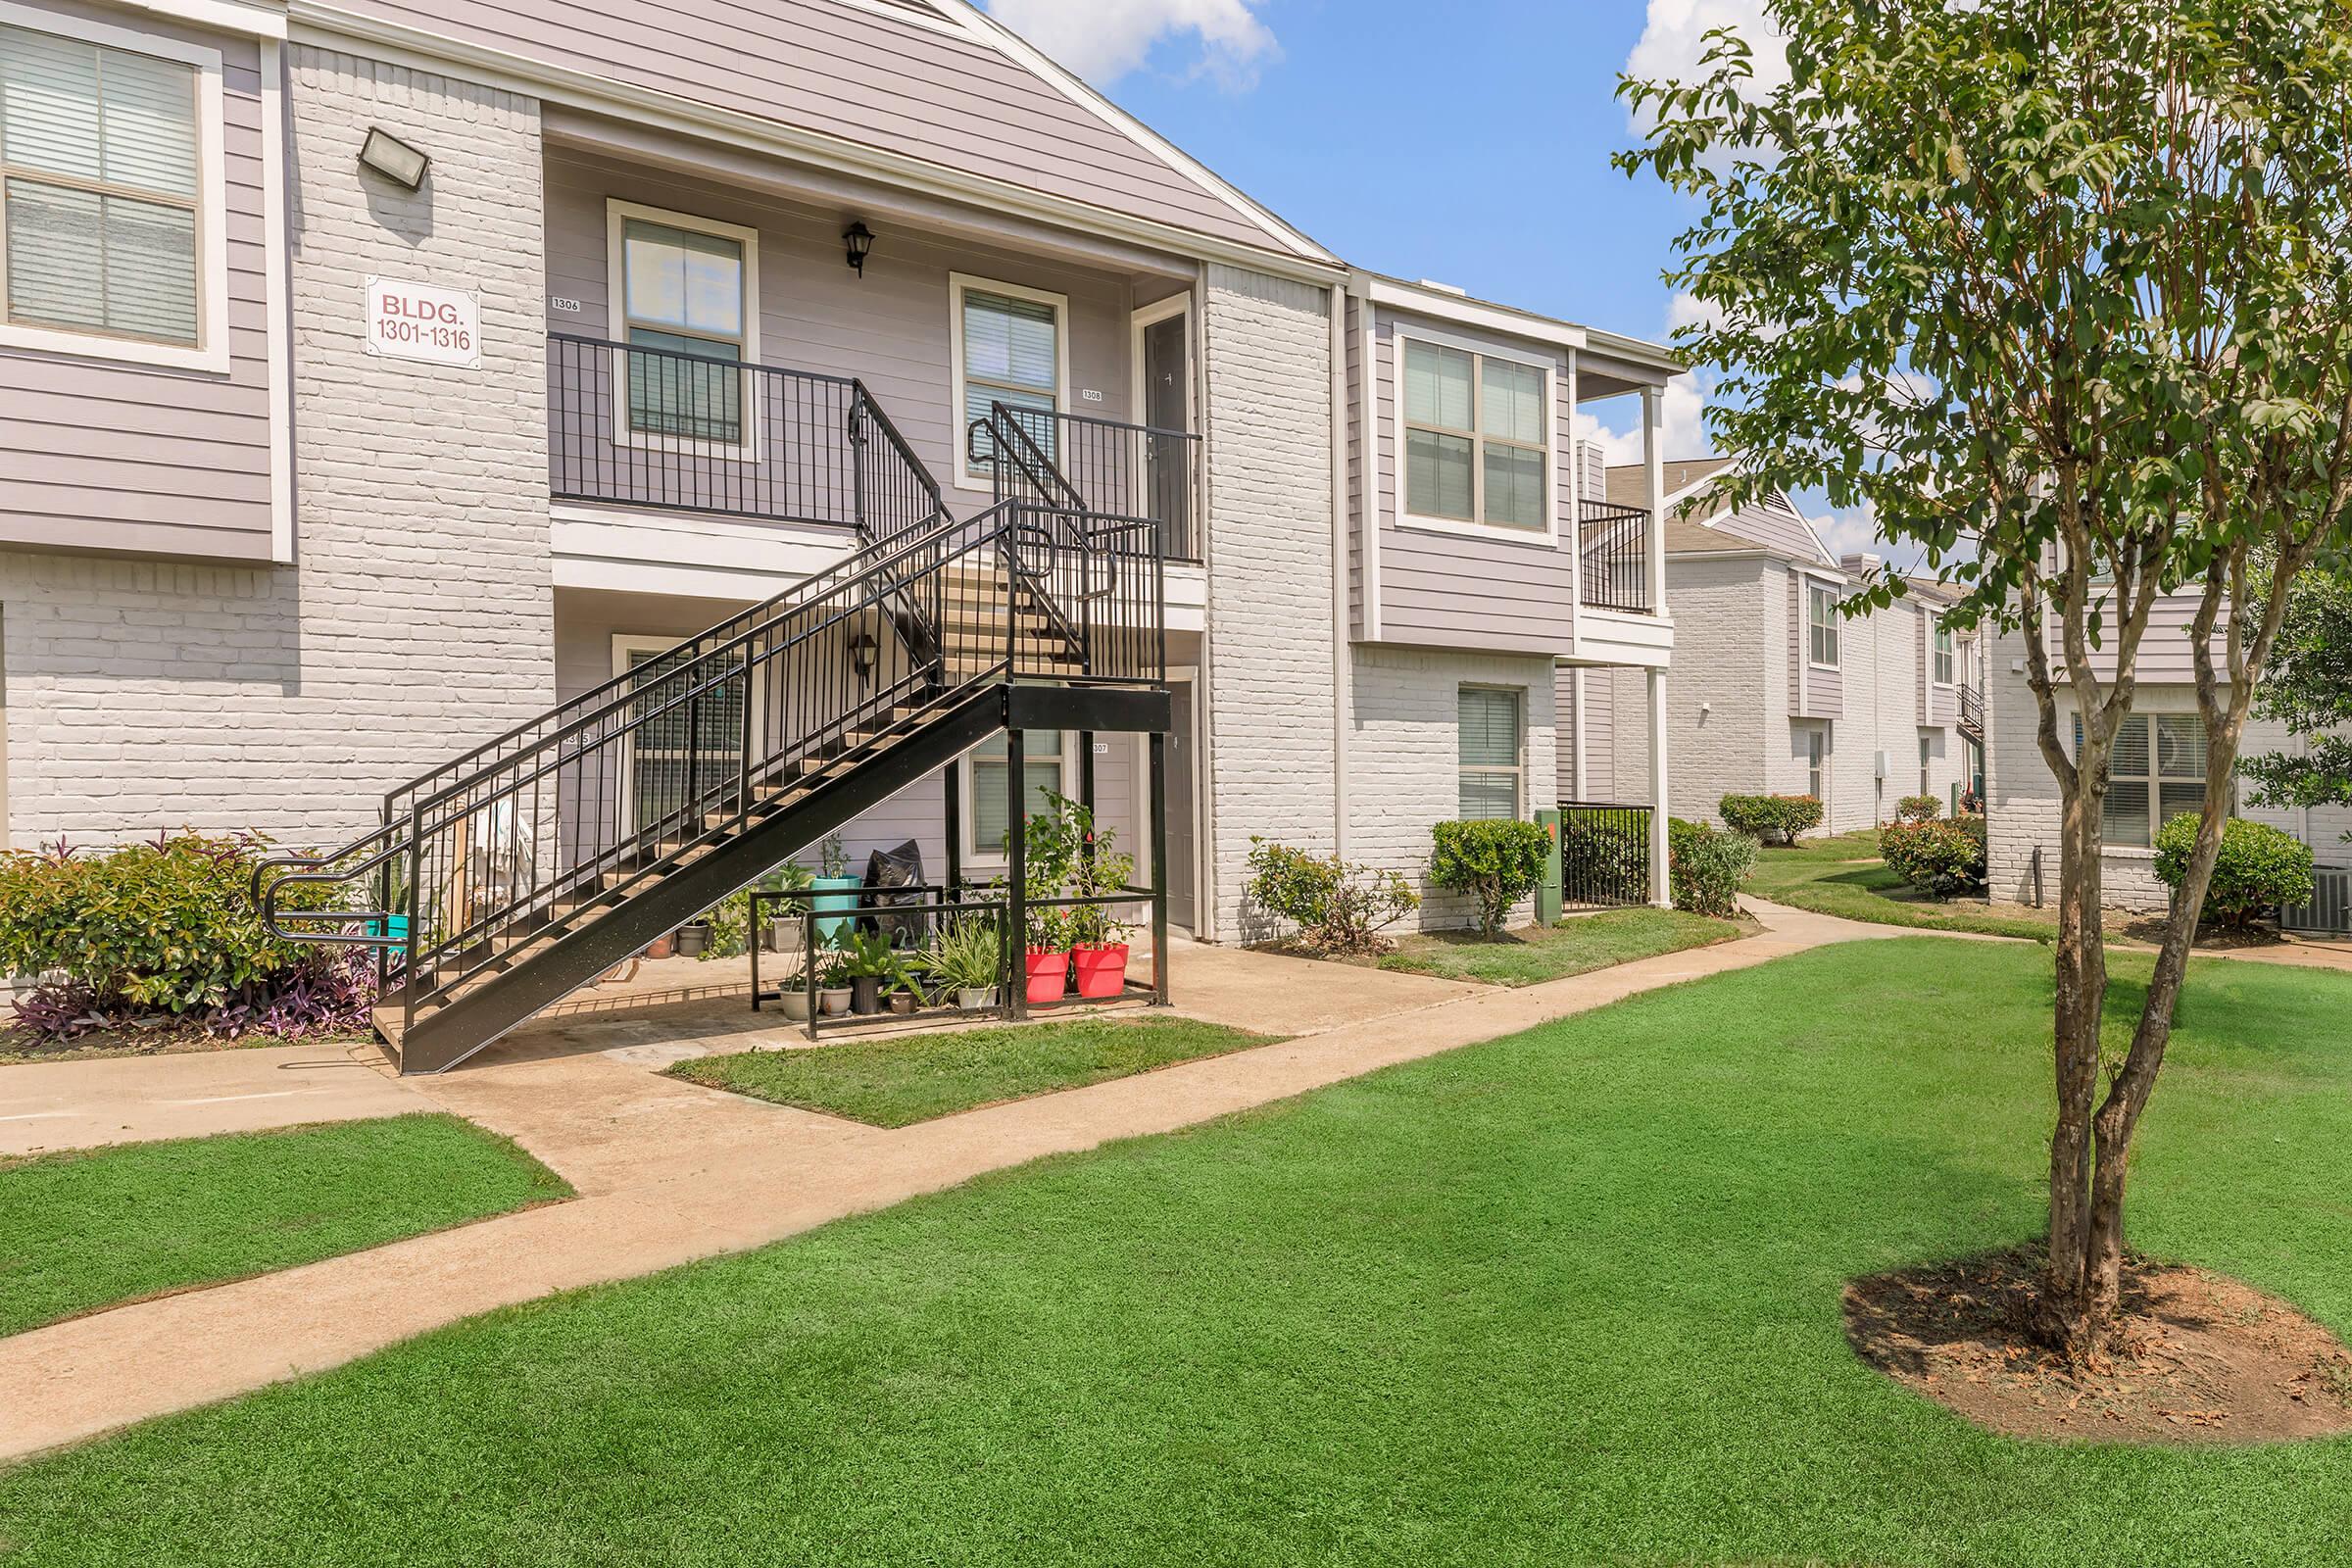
[{"xmin": 1845, "ymin": 1248, "xmax": 2352, "ymax": 1445}]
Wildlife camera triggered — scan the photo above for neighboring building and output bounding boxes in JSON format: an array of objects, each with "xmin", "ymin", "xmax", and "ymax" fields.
[
  {"xmin": 0, "ymin": 0, "xmax": 1684, "ymax": 1062},
  {"xmin": 1984, "ymin": 597, "xmax": 2351, "ymax": 926},
  {"xmin": 1569, "ymin": 460, "xmax": 1979, "ymax": 832}
]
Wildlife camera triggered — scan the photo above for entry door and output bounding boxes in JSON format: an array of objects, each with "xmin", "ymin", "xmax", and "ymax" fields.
[
  {"xmin": 1141, "ymin": 308, "xmax": 1192, "ymax": 552},
  {"xmin": 1165, "ymin": 677, "xmax": 1198, "ymax": 932}
]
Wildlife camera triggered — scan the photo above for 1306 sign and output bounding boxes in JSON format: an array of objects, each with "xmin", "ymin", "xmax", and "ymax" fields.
[{"xmin": 364, "ymin": 276, "xmax": 480, "ymax": 368}]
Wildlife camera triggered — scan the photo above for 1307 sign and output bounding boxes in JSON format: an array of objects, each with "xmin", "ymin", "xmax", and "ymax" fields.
[{"xmin": 364, "ymin": 276, "xmax": 480, "ymax": 368}]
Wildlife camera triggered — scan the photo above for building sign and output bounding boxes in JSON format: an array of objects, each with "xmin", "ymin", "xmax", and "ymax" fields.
[{"xmin": 364, "ymin": 276, "xmax": 480, "ymax": 368}]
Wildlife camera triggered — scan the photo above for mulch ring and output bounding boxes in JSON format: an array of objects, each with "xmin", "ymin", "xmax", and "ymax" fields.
[{"xmin": 1844, "ymin": 1246, "xmax": 2352, "ymax": 1445}]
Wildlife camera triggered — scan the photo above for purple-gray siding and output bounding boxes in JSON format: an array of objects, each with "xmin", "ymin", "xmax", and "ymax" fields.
[
  {"xmin": 1, "ymin": 3, "xmax": 273, "ymax": 562},
  {"xmin": 1789, "ymin": 570, "xmax": 1845, "ymax": 719}
]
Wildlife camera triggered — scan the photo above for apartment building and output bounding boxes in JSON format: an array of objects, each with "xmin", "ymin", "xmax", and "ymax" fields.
[{"xmin": 0, "ymin": 0, "xmax": 1683, "ymax": 1065}]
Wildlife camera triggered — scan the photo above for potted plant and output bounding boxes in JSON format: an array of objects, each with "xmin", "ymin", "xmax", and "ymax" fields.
[
  {"xmin": 762, "ymin": 862, "xmax": 816, "ymax": 955},
  {"xmin": 838, "ymin": 928, "xmax": 925, "ymax": 1016},
  {"xmin": 889, "ymin": 986, "xmax": 918, "ymax": 1016},
  {"xmin": 646, "ymin": 932, "xmax": 675, "ymax": 961},
  {"xmin": 815, "ymin": 948, "xmax": 855, "ymax": 1017},
  {"xmin": 674, "ymin": 921, "xmax": 710, "ymax": 959},
  {"xmin": 926, "ymin": 915, "xmax": 1004, "ymax": 1011},
  {"xmin": 1014, "ymin": 801, "xmax": 1080, "ymax": 1004},
  {"xmin": 1064, "ymin": 800, "xmax": 1137, "ymax": 1000},
  {"xmin": 810, "ymin": 832, "xmax": 859, "ymax": 943}
]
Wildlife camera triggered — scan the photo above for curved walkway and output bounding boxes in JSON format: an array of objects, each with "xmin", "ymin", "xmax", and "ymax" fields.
[{"xmin": 0, "ymin": 901, "xmax": 1913, "ymax": 1463}]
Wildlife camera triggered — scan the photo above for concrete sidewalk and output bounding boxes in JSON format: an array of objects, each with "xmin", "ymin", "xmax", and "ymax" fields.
[
  {"xmin": 0, "ymin": 902, "xmax": 1891, "ymax": 1462},
  {"xmin": 0, "ymin": 1042, "xmax": 427, "ymax": 1158}
]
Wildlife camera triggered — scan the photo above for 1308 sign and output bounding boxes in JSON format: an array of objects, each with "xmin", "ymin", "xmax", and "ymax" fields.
[{"xmin": 364, "ymin": 276, "xmax": 481, "ymax": 368}]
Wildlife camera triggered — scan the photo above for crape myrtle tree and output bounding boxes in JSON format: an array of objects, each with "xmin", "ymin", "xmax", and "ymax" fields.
[
  {"xmin": 2242, "ymin": 562, "xmax": 2352, "ymax": 829},
  {"xmin": 1619, "ymin": 0, "xmax": 2352, "ymax": 1354}
]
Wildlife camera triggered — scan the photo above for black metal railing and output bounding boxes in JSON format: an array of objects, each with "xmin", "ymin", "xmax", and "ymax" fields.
[
  {"xmin": 1558, "ymin": 801, "xmax": 1653, "ymax": 908},
  {"xmin": 548, "ymin": 334, "xmax": 943, "ymax": 543},
  {"xmin": 1958, "ymin": 683, "xmax": 1984, "ymax": 736},
  {"xmin": 969, "ymin": 404, "xmax": 1201, "ymax": 561},
  {"xmin": 1578, "ymin": 499, "xmax": 1653, "ymax": 614}
]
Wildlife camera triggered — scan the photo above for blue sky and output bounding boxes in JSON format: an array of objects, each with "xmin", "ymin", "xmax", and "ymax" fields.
[{"xmin": 980, "ymin": 0, "xmax": 1891, "ymax": 562}]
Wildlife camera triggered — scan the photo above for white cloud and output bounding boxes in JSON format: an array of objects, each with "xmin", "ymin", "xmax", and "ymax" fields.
[
  {"xmin": 1572, "ymin": 372, "xmax": 1713, "ymax": 466},
  {"xmin": 1625, "ymin": 0, "xmax": 1788, "ymax": 99},
  {"xmin": 1664, "ymin": 290, "xmax": 1725, "ymax": 335},
  {"xmin": 984, "ymin": 0, "xmax": 1278, "ymax": 88}
]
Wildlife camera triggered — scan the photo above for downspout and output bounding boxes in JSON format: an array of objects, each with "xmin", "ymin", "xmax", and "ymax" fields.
[{"xmin": 1329, "ymin": 277, "xmax": 1352, "ymax": 858}]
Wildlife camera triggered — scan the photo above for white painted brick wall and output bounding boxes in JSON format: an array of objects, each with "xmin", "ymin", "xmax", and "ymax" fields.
[
  {"xmin": 1345, "ymin": 645, "xmax": 1558, "ymax": 932},
  {"xmin": 1200, "ymin": 265, "xmax": 1336, "ymax": 939},
  {"xmin": 1660, "ymin": 556, "xmax": 1769, "ymax": 822},
  {"xmin": 0, "ymin": 53, "xmax": 552, "ymax": 851}
]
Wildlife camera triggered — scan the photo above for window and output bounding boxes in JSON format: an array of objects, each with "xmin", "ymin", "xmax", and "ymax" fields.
[
  {"xmin": 1401, "ymin": 338, "xmax": 1548, "ymax": 531},
  {"xmin": 615, "ymin": 213, "xmax": 750, "ymax": 444},
  {"xmin": 1, "ymin": 20, "xmax": 213, "ymax": 359},
  {"xmin": 1933, "ymin": 623, "xmax": 1955, "ymax": 686},
  {"xmin": 1808, "ymin": 581, "xmax": 1840, "ymax": 666},
  {"xmin": 1919, "ymin": 734, "xmax": 1933, "ymax": 798},
  {"xmin": 620, "ymin": 640, "xmax": 745, "ymax": 831},
  {"xmin": 954, "ymin": 274, "xmax": 1063, "ymax": 484},
  {"xmin": 968, "ymin": 729, "xmax": 1067, "ymax": 859},
  {"xmin": 2075, "ymin": 711, "xmax": 2210, "ymax": 849},
  {"xmin": 1806, "ymin": 727, "xmax": 1829, "ymax": 808},
  {"xmin": 1457, "ymin": 687, "xmax": 1524, "ymax": 819}
]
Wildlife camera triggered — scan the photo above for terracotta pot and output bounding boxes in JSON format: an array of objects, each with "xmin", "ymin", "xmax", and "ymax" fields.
[
  {"xmin": 646, "ymin": 935, "xmax": 674, "ymax": 961},
  {"xmin": 1070, "ymin": 943, "xmax": 1129, "ymax": 1000},
  {"xmin": 1024, "ymin": 948, "xmax": 1070, "ymax": 1004},
  {"xmin": 889, "ymin": 991, "xmax": 917, "ymax": 1015}
]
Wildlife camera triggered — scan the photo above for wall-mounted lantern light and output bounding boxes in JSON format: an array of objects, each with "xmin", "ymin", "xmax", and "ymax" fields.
[
  {"xmin": 358, "ymin": 126, "xmax": 429, "ymax": 191},
  {"xmin": 843, "ymin": 220, "xmax": 875, "ymax": 277},
  {"xmin": 849, "ymin": 629, "xmax": 879, "ymax": 683}
]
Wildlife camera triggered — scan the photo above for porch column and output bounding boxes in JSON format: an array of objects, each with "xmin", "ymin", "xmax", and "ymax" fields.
[
  {"xmin": 1150, "ymin": 730, "xmax": 1170, "ymax": 1005},
  {"xmin": 1647, "ymin": 667, "xmax": 1672, "ymax": 908},
  {"xmin": 1004, "ymin": 727, "xmax": 1028, "ymax": 1021},
  {"xmin": 943, "ymin": 763, "xmax": 962, "ymax": 899},
  {"xmin": 1571, "ymin": 667, "xmax": 1589, "ymax": 800},
  {"xmin": 1642, "ymin": 384, "xmax": 1667, "ymax": 615}
]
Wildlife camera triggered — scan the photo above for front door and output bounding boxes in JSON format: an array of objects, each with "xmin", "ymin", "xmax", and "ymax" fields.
[
  {"xmin": 1165, "ymin": 677, "xmax": 1198, "ymax": 932},
  {"xmin": 1140, "ymin": 307, "xmax": 1192, "ymax": 552}
]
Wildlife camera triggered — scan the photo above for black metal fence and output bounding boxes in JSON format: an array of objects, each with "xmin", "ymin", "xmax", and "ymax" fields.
[
  {"xmin": 1578, "ymin": 499, "xmax": 1653, "ymax": 614},
  {"xmin": 969, "ymin": 404, "xmax": 1202, "ymax": 561},
  {"xmin": 1558, "ymin": 801, "xmax": 1653, "ymax": 907}
]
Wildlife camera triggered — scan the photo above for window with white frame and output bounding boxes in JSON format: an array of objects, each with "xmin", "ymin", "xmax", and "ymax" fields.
[
  {"xmin": 1401, "ymin": 338, "xmax": 1548, "ymax": 531},
  {"xmin": 1806, "ymin": 726, "xmax": 1829, "ymax": 807},
  {"xmin": 1, "ymin": 21, "xmax": 207, "ymax": 351},
  {"xmin": 618, "ymin": 640, "xmax": 745, "ymax": 831},
  {"xmin": 1933, "ymin": 623, "xmax": 1955, "ymax": 686},
  {"xmin": 615, "ymin": 213, "xmax": 750, "ymax": 444},
  {"xmin": 1919, "ymin": 733, "xmax": 1933, "ymax": 798},
  {"xmin": 955, "ymin": 276, "xmax": 1062, "ymax": 481},
  {"xmin": 1808, "ymin": 581, "xmax": 1840, "ymax": 667},
  {"xmin": 966, "ymin": 729, "xmax": 1069, "ymax": 860},
  {"xmin": 1457, "ymin": 687, "xmax": 1524, "ymax": 819},
  {"xmin": 2075, "ymin": 711, "xmax": 2211, "ymax": 849}
]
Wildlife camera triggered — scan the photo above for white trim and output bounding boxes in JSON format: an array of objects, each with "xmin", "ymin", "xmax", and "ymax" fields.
[
  {"xmin": 1391, "ymin": 326, "xmax": 1557, "ymax": 546},
  {"xmin": 1804, "ymin": 576, "xmax": 1842, "ymax": 671},
  {"xmin": 1357, "ymin": 284, "xmax": 1381, "ymax": 639},
  {"xmin": 0, "ymin": 3, "xmax": 230, "ymax": 373},
  {"xmin": 1163, "ymin": 663, "xmax": 1203, "ymax": 935},
  {"xmin": 831, "ymin": 0, "xmax": 973, "ymax": 39},
  {"xmin": 114, "ymin": 0, "xmax": 285, "ymax": 39},
  {"xmin": 950, "ymin": 270, "xmax": 1068, "ymax": 491},
  {"xmin": 1456, "ymin": 681, "xmax": 1529, "ymax": 820},
  {"xmin": 604, "ymin": 199, "xmax": 761, "ymax": 462},
  {"xmin": 260, "ymin": 36, "xmax": 291, "ymax": 563},
  {"xmin": 1128, "ymin": 291, "xmax": 1192, "ymax": 431},
  {"xmin": 285, "ymin": 2, "xmax": 1345, "ymax": 286},
  {"xmin": 1364, "ymin": 272, "xmax": 1591, "ymax": 354}
]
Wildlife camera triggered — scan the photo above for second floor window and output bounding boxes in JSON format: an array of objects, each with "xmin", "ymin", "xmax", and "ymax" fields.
[
  {"xmin": 620, "ymin": 218, "xmax": 746, "ymax": 443},
  {"xmin": 958, "ymin": 280, "xmax": 1062, "ymax": 475},
  {"xmin": 1933, "ymin": 624, "xmax": 1955, "ymax": 686},
  {"xmin": 1808, "ymin": 582, "xmax": 1840, "ymax": 667},
  {"xmin": 1, "ymin": 24, "xmax": 200, "ymax": 348},
  {"xmin": 1402, "ymin": 340, "xmax": 1548, "ymax": 531}
]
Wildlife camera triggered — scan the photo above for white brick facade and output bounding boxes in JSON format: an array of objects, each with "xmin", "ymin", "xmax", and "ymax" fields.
[
  {"xmin": 1199, "ymin": 265, "xmax": 1336, "ymax": 940},
  {"xmin": 0, "ymin": 52, "xmax": 551, "ymax": 850}
]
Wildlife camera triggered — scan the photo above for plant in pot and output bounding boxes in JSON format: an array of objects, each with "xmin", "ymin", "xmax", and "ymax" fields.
[
  {"xmin": 810, "ymin": 833, "xmax": 860, "ymax": 944},
  {"xmin": 1061, "ymin": 797, "xmax": 1138, "ymax": 1000},
  {"xmin": 1013, "ymin": 800, "xmax": 1080, "ymax": 1004},
  {"xmin": 838, "ymin": 929, "xmax": 925, "ymax": 1016},
  {"xmin": 926, "ymin": 915, "xmax": 1004, "ymax": 1011},
  {"xmin": 814, "ymin": 946, "xmax": 856, "ymax": 1017},
  {"xmin": 674, "ymin": 921, "xmax": 710, "ymax": 959},
  {"xmin": 762, "ymin": 862, "xmax": 816, "ymax": 956}
]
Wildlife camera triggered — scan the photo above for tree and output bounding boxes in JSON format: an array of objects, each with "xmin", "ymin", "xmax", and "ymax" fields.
[
  {"xmin": 1621, "ymin": 0, "xmax": 2352, "ymax": 1354},
  {"xmin": 2241, "ymin": 564, "xmax": 2352, "ymax": 836}
]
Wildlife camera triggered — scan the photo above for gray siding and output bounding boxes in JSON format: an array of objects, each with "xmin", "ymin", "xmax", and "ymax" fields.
[
  {"xmin": 335, "ymin": 0, "xmax": 1285, "ymax": 254},
  {"xmin": 1344, "ymin": 294, "xmax": 1364, "ymax": 635},
  {"xmin": 0, "ymin": 1, "xmax": 273, "ymax": 562},
  {"xmin": 1790, "ymin": 570, "xmax": 1845, "ymax": 719}
]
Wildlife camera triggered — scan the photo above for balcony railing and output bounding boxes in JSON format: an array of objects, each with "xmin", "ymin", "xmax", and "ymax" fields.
[
  {"xmin": 1557, "ymin": 801, "xmax": 1654, "ymax": 907},
  {"xmin": 547, "ymin": 334, "xmax": 942, "ymax": 542},
  {"xmin": 1958, "ymin": 683, "xmax": 1984, "ymax": 737},
  {"xmin": 1578, "ymin": 499, "xmax": 1653, "ymax": 614},
  {"xmin": 969, "ymin": 405, "xmax": 1202, "ymax": 562}
]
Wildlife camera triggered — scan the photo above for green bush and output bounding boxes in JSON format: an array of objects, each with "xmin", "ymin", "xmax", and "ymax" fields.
[
  {"xmin": 1668, "ymin": 818, "xmax": 1756, "ymax": 916},
  {"xmin": 2153, "ymin": 813, "xmax": 2317, "ymax": 930},
  {"xmin": 0, "ymin": 832, "xmax": 365, "ymax": 1037},
  {"xmin": 1879, "ymin": 813, "xmax": 1986, "ymax": 900},
  {"xmin": 1428, "ymin": 819, "xmax": 1550, "ymax": 939},
  {"xmin": 1893, "ymin": 795, "xmax": 1941, "ymax": 823},
  {"xmin": 1558, "ymin": 816, "xmax": 1650, "ymax": 901},
  {"xmin": 1719, "ymin": 794, "xmax": 1825, "ymax": 844},
  {"xmin": 1245, "ymin": 838, "xmax": 1419, "ymax": 954}
]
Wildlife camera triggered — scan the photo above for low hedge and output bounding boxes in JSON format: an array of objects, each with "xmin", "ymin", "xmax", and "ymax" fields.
[
  {"xmin": 1879, "ymin": 813, "xmax": 1986, "ymax": 900},
  {"xmin": 1720, "ymin": 794, "xmax": 1824, "ymax": 845},
  {"xmin": 2153, "ymin": 813, "xmax": 2317, "ymax": 930},
  {"xmin": 1668, "ymin": 818, "xmax": 1756, "ymax": 916},
  {"xmin": 1246, "ymin": 837, "xmax": 1420, "ymax": 955},
  {"xmin": 1429, "ymin": 818, "xmax": 1550, "ymax": 939},
  {"xmin": 1893, "ymin": 795, "xmax": 1941, "ymax": 823}
]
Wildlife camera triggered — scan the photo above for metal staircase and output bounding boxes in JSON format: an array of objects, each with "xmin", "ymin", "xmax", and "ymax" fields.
[{"xmin": 256, "ymin": 398, "xmax": 1167, "ymax": 1074}]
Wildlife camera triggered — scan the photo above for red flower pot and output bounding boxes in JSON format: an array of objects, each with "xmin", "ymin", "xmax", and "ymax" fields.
[
  {"xmin": 1024, "ymin": 948, "xmax": 1070, "ymax": 1004},
  {"xmin": 1070, "ymin": 943, "xmax": 1129, "ymax": 1000}
]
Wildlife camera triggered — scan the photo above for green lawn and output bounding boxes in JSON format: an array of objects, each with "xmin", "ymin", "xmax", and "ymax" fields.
[
  {"xmin": 666, "ymin": 1015, "xmax": 1280, "ymax": 1127},
  {"xmin": 0, "ymin": 1114, "xmax": 569, "ymax": 1338},
  {"xmin": 7, "ymin": 943, "xmax": 2352, "ymax": 1565},
  {"xmin": 1375, "ymin": 906, "xmax": 1747, "ymax": 985},
  {"xmin": 1745, "ymin": 829, "xmax": 2061, "ymax": 940}
]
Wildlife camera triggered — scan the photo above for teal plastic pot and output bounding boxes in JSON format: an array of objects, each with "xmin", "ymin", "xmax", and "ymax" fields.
[{"xmin": 810, "ymin": 876, "xmax": 861, "ymax": 942}]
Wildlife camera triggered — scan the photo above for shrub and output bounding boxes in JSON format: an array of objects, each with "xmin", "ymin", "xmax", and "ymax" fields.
[
  {"xmin": 2153, "ymin": 813, "xmax": 2317, "ymax": 930},
  {"xmin": 1719, "ymin": 794, "xmax": 1825, "ymax": 844},
  {"xmin": 1245, "ymin": 838, "xmax": 1419, "ymax": 955},
  {"xmin": 1880, "ymin": 813, "xmax": 1986, "ymax": 900},
  {"xmin": 1668, "ymin": 817, "xmax": 1756, "ymax": 916},
  {"xmin": 1558, "ymin": 815, "xmax": 1650, "ymax": 902},
  {"xmin": 1428, "ymin": 818, "xmax": 1551, "ymax": 939},
  {"xmin": 0, "ymin": 832, "xmax": 374, "ymax": 1041},
  {"xmin": 1894, "ymin": 795, "xmax": 1941, "ymax": 823}
]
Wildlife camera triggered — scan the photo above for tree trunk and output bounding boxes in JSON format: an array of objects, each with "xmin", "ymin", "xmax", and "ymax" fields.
[{"xmin": 2038, "ymin": 771, "xmax": 2110, "ymax": 1353}]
